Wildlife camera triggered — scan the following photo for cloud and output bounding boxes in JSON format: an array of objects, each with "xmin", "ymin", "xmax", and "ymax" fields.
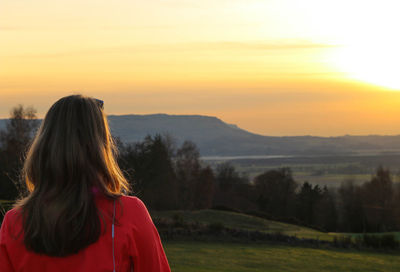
[
  {"xmin": 223, "ymin": 41, "xmax": 335, "ymax": 50},
  {"xmin": 0, "ymin": 24, "xmax": 178, "ymax": 31},
  {"xmin": 100, "ymin": 25, "xmax": 176, "ymax": 30},
  {"xmin": 185, "ymin": 40, "xmax": 337, "ymax": 51},
  {"xmin": 7, "ymin": 39, "xmax": 336, "ymax": 59}
]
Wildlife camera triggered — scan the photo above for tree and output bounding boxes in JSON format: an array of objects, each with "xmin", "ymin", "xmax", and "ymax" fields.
[
  {"xmin": 0, "ymin": 105, "xmax": 39, "ymax": 199},
  {"xmin": 362, "ymin": 167, "xmax": 395, "ymax": 232},
  {"xmin": 296, "ymin": 182, "xmax": 322, "ymax": 226},
  {"xmin": 174, "ymin": 141, "xmax": 201, "ymax": 209},
  {"xmin": 338, "ymin": 180, "xmax": 365, "ymax": 232},
  {"xmin": 192, "ymin": 166, "xmax": 215, "ymax": 209},
  {"xmin": 212, "ymin": 162, "xmax": 253, "ymax": 211},
  {"xmin": 118, "ymin": 134, "xmax": 178, "ymax": 210},
  {"xmin": 215, "ymin": 162, "xmax": 244, "ymax": 192},
  {"xmin": 314, "ymin": 186, "xmax": 338, "ymax": 231},
  {"xmin": 254, "ymin": 168, "xmax": 297, "ymax": 219},
  {"xmin": 392, "ymin": 181, "xmax": 400, "ymax": 229}
]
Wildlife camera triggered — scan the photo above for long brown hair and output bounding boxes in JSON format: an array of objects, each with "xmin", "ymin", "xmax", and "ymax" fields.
[{"xmin": 15, "ymin": 94, "xmax": 130, "ymax": 256}]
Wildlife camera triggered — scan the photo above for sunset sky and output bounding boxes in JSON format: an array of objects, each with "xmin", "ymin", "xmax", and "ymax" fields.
[{"xmin": 1, "ymin": 0, "xmax": 400, "ymax": 136}]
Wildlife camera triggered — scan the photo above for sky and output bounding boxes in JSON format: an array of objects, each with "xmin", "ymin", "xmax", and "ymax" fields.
[{"xmin": 1, "ymin": 0, "xmax": 400, "ymax": 136}]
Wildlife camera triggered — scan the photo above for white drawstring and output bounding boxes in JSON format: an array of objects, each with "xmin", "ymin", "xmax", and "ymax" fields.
[{"xmin": 112, "ymin": 199, "xmax": 116, "ymax": 272}]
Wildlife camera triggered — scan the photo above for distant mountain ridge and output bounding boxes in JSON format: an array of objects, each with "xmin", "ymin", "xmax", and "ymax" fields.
[{"xmin": 1, "ymin": 114, "xmax": 400, "ymax": 156}]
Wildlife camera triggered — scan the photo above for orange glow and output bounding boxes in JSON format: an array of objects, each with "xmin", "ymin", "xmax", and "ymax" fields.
[{"xmin": 1, "ymin": 0, "xmax": 399, "ymax": 136}]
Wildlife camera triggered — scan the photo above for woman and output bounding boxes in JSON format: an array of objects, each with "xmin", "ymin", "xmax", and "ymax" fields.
[{"xmin": 0, "ymin": 95, "xmax": 171, "ymax": 272}]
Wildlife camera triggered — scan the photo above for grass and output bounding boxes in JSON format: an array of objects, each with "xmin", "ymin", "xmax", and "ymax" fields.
[
  {"xmin": 164, "ymin": 241, "xmax": 400, "ymax": 272},
  {"xmin": 345, "ymin": 232, "xmax": 400, "ymax": 241},
  {"xmin": 152, "ymin": 209, "xmax": 400, "ymax": 243},
  {"xmin": 151, "ymin": 209, "xmax": 336, "ymax": 241}
]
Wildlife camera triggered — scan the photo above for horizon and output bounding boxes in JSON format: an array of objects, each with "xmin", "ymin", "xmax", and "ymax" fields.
[
  {"xmin": 1, "ymin": 0, "xmax": 400, "ymax": 136},
  {"xmin": 1, "ymin": 112, "xmax": 400, "ymax": 138}
]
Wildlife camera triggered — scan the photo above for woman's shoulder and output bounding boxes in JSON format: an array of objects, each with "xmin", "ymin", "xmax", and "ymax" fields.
[
  {"xmin": 120, "ymin": 195, "xmax": 141, "ymax": 203},
  {"xmin": 120, "ymin": 195, "xmax": 145, "ymax": 208},
  {"xmin": 120, "ymin": 196, "xmax": 151, "ymax": 218},
  {"xmin": 0, "ymin": 207, "xmax": 23, "ymax": 242},
  {"xmin": 119, "ymin": 196, "xmax": 157, "ymax": 237},
  {"xmin": 2, "ymin": 206, "xmax": 22, "ymax": 226}
]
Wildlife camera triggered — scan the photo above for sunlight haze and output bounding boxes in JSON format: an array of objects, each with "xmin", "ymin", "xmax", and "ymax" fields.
[{"xmin": 1, "ymin": 0, "xmax": 399, "ymax": 136}]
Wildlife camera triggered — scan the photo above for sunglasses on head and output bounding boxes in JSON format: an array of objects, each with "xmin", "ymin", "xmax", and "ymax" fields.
[{"xmin": 95, "ymin": 98, "xmax": 104, "ymax": 109}]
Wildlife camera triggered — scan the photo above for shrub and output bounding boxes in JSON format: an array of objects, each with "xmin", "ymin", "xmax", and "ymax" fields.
[
  {"xmin": 333, "ymin": 235, "xmax": 353, "ymax": 248},
  {"xmin": 172, "ymin": 213, "xmax": 185, "ymax": 227},
  {"xmin": 380, "ymin": 234, "xmax": 399, "ymax": 249},
  {"xmin": 362, "ymin": 234, "xmax": 399, "ymax": 249},
  {"xmin": 207, "ymin": 222, "xmax": 225, "ymax": 234}
]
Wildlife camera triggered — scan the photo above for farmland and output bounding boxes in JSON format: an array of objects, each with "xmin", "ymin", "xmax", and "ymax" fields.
[
  {"xmin": 203, "ymin": 153, "xmax": 400, "ymax": 187},
  {"xmin": 157, "ymin": 209, "xmax": 400, "ymax": 271},
  {"xmin": 164, "ymin": 241, "xmax": 400, "ymax": 272}
]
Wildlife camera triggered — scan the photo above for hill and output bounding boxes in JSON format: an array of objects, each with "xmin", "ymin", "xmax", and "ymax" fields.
[
  {"xmin": 2, "ymin": 114, "xmax": 400, "ymax": 156},
  {"xmin": 151, "ymin": 209, "xmax": 333, "ymax": 241}
]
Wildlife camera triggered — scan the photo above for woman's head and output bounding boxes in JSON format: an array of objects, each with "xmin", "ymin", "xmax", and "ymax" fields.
[
  {"xmin": 18, "ymin": 94, "xmax": 130, "ymax": 256},
  {"xmin": 23, "ymin": 94, "xmax": 130, "ymax": 197}
]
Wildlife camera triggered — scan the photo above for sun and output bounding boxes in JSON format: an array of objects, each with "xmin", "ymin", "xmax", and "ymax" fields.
[
  {"xmin": 329, "ymin": 41, "xmax": 400, "ymax": 90},
  {"xmin": 293, "ymin": 0, "xmax": 400, "ymax": 90}
]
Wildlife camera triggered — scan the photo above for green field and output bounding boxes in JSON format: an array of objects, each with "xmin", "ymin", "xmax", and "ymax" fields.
[
  {"xmin": 164, "ymin": 241, "xmax": 400, "ymax": 272},
  {"xmin": 156, "ymin": 209, "xmax": 400, "ymax": 271}
]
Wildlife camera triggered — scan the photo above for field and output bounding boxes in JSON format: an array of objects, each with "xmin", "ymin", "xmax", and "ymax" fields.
[
  {"xmin": 155, "ymin": 209, "xmax": 400, "ymax": 271},
  {"xmin": 164, "ymin": 241, "xmax": 400, "ymax": 272},
  {"xmin": 204, "ymin": 153, "xmax": 400, "ymax": 187}
]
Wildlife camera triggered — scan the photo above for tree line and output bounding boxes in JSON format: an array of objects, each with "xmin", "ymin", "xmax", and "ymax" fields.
[{"xmin": 1, "ymin": 105, "xmax": 400, "ymax": 233}]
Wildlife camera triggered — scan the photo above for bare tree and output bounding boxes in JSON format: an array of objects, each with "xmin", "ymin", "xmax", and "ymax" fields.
[{"xmin": 0, "ymin": 105, "xmax": 39, "ymax": 199}]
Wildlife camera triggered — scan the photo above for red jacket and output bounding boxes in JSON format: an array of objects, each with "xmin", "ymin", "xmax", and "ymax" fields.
[{"xmin": 0, "ymin": 195, "xmax": 171, "ymax": 272}]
